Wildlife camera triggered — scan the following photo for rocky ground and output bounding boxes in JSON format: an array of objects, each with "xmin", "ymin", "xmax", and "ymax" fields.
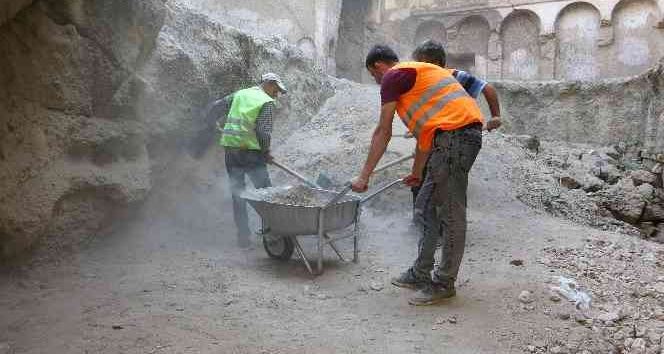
[
  {"xmin": 2, "ymin": 1, "xmax": 664, "ymax": 353},
  {"xmin": 3, "ymin": 82, "xmax": 663, "ymax": 354}
]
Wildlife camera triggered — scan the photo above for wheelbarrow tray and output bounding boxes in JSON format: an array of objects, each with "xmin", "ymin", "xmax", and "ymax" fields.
[{"xmin": 241, "ymin": 186, "xmax": 360, "ymax": 237}]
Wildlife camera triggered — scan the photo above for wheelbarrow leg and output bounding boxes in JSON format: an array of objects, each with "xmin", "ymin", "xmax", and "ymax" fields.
[
  {"xmin": 324, "ymin": 233, "xmax": 346, "ymax": 262},
  {"xmin": 317, "ymin": 210, "xmax": 324, "ymax": 275},
  {"xmin": 353, "ymin": 211, "xmax": 361, "ymax": 263},
  {"xmin": 292, "ymin": 236, "xmax": 314, "ymax": 275}
]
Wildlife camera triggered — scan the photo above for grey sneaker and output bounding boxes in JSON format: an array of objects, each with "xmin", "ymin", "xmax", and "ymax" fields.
[
  {"xmin": 391, "ymin": 269, "xmax": 429, "ymax": 290},
  {"xmin": 408, "ymin": 283, "xmax": 456, "ymax": 306}
]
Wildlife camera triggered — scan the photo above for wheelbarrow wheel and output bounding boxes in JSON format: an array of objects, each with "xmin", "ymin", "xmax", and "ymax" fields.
[{"xmin": 262, "ymin": 234, "xmax": 294, "ymax": 261}]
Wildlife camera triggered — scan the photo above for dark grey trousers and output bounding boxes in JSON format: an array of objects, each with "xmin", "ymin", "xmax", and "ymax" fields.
[
  {"xmin": 412, "ymin": 124, "xmax": 482, "ymax": 285},
  {"xmin": 225, "ymin": 149, "xmax": 271, "ymax": 239}
]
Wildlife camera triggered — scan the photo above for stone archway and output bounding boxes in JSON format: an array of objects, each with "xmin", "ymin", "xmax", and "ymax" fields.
[
  {"xmin": 555, "ymin": 2, "xmax": 601, "ymax": 80},
  {"xmin": 501, "ymin": 10, "xmax": 541, "ymax": 80}
]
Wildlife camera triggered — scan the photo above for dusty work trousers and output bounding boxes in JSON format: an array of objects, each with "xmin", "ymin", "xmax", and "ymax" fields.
[
  {"xmin": 412, "ymin": 124, "xmax": 482, "ymax": 284},
  {"xmin": 225, "ymin": 149, "xmax": 272, "ymax": 240}
]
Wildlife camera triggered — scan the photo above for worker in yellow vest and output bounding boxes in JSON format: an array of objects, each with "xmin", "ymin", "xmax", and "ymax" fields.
[
  {"xmin": 351, "ymin": 45, "xmax": 483, "ymax": 305},
  {"xmin": 217, "ymin": 73, "xmax": 287, "ymax": 248}
]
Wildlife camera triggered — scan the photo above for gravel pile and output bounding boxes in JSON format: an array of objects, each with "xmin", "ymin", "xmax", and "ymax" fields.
[
  {"xmin": 263, "ymin": 186, "xmax": 324, "ymax": 207},
  {"xmin": 535, "ymin": 236, "xmax": 664, "ymax": 353}
]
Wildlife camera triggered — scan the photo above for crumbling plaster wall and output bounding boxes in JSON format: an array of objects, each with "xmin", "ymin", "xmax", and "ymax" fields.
[{"xmin": 494, "ymin": 59, "xmax": 664, "ymax": 150}]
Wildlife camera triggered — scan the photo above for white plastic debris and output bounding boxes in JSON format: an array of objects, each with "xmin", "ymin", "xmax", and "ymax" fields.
[{"xmin": 550, "ymin": 276, "xmax": 592, "ymax": 313}]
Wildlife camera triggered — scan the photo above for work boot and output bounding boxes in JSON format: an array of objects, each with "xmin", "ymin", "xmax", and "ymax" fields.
[
  {"xmin": 391, "ymin": 268, "xmax": 429, "ymax": 290},
  {"xmin": 408, "ymin": 282, "xmax": 456, "ymax": 306}
]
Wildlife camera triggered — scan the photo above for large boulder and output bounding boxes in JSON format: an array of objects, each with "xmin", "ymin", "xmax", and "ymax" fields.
[
  {"xmin": 601, "ymin": 178, "xmax": 654, "ymax": 225},
  {"xmin": 631, "ymin": 170, "xmax": 658, "ymax": 187},
  {"xmin": 642, "ymin": 200, "xmax": 664, "ymax": 222}
]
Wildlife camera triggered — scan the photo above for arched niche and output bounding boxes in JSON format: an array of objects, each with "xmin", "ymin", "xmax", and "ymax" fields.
[
  {"xmin": 555, "ymin": 2, "xmax": 601, "ymax": 80},
  {"xmin": 297, "ymin": 37, "xmax": 316, "ymax": 60},
  {"xmin": 414, "ymin": 20, "xmax": 447, "ymax": 46},
  {"xmin": 447, "ymin": 15, "xmax": 491, "ymax": 75},
  {"xmin": 501, "ymin": 10, "xmax": 542, "ymax": 80},
  {"xmin": 611, "ymin": 0, "xmax": 662, "ymax": 76}
]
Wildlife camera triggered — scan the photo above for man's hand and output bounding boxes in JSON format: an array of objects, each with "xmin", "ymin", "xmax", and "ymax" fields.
[
  {"xmin": 486, "ymin": 117, "xmax": 502, "ymax": 132},
  {"xmin": 403, "ymin": 174, "xmax": 422, "ymax": 187},
  {"xmin": 264, "ymin": 151, "xmax": 274, "ymax": 163},
  {"xmin": 351, "ymin": 176, "xmax": 369, "ymax": 193}
]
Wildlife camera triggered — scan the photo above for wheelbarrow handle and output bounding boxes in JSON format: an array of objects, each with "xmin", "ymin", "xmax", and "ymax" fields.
[
  {"xmin": 360, "ymin": 178, "xmax": 405, "ymax": 204},
  {"xmin": 323, "ymin": 154, "xmax": 415, "ymax": 209},
  {"xmin": 270, "ymin": 160, "xmax": 319, "ymax": 188},
  {"xmin": 323, "ymin": 184, "xmax": 353, "ymax": 209}
]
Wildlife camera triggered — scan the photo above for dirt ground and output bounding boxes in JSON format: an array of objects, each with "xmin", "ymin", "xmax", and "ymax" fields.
[{"xmin": 1, "ymin": 85, "xmax": 664, "ymax": 354}]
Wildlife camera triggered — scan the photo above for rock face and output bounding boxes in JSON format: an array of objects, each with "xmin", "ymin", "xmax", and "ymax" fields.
[{"xmin": 0, "ymin": 0, "xmax": 332, "ymax": 260}]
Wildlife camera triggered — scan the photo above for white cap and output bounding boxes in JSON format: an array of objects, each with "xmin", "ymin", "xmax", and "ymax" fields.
[{"xmin": 261, "ymin": 73, "xmax": 287, "ymax": 93}]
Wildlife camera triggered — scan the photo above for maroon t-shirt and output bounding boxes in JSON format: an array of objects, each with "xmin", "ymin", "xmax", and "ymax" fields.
[{"xmin": 380, "ymin": 68, "xmax": 417, "ymax": 106}]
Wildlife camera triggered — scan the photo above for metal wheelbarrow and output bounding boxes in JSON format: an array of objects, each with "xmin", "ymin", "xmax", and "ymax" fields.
[{"xmin": 240, "ymin": 154, "xmax": 413, "ymax": 275}]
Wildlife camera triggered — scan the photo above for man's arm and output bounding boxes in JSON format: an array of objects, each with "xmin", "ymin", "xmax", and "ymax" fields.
[
  {"xmin": 351, "ymin": 102, "xmax": 397, "ymax": 192},
  {"xmin": 255, "ymin": 101, "xmax": 274, "ymax": 158},
  {"xmin": 404, "ymin": 146, "xmax": 429, "ymax": 187},
  {"xmin": 481, "ymin": 84, "xmax": 502, "ymax": 131},
  {"xmin": 190, "ymin": 94, "xmax": 233, "ymax": 159},
  {"xmin": 211, "ymin": 94, "xmax": 233, "ymax": 132}
]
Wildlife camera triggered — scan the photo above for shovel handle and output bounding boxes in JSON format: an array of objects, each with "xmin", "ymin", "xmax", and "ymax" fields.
[
  {"xmin": 270, "ymin": 160, "xmax": 319, "ymax": 188},
  {"xmin": 373, "ymin": 153, "xmax": 415, "ymax": 174}
]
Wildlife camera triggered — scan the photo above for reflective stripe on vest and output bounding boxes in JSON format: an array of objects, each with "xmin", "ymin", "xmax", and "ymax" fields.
[
  {"xmin": 412, "ymin": 88, "xmax": 468, "ymax": 136},
  {"xmin": 402, "ymin": 76, "xmax": 457, "ymax": 127}
]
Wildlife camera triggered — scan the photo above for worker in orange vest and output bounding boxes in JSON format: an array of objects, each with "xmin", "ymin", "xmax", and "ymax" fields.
[
  {"xmin": 351, "ymin": 45, "xmax": 484, "ymax": 305},
  {"xmin": 410, "ymin": 40, "xmax": 502, "ymax": 207}
]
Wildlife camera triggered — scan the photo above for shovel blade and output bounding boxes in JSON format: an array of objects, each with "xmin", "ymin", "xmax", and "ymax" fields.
[{"xmin": 316, "ymin": 173, "xmax": 334, "ymax": 189}]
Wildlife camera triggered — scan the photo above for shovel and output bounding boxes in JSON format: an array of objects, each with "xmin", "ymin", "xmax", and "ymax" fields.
[{"xmin": 315, "ymin": 134, "xmax": 414, "ymax": 189}]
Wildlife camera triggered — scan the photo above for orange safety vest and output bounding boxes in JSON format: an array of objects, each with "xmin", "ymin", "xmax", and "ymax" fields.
[{"xmin": 392, "ymin": 62, "xmax": 483, "ymax": 152}]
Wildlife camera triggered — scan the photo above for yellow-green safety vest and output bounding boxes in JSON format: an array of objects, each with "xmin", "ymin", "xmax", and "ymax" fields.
[{"xmin": 220, "ymin": 86, "xmax": 274, "ymax": 150}]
